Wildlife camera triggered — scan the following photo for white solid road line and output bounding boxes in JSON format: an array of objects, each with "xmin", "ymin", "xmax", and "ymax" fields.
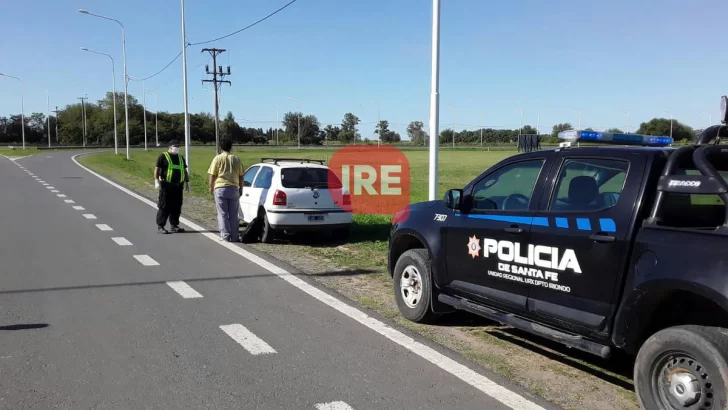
[
  {"xmin": 57, "ymin": 194, "xmax": 67, "ymax": 198},
  {"xmin": 111, "ymin": 237, "xmax": 132, "ymax": 246},
  {"xmin": 72, "ymin": 206, "xmax": 85, "ymax": 211},
  {"xmin": 219, "ymin": 324, "xmax": 276, "ymax": 355},
  {"xmin": 72, "ymin": 153, "xmax": 546, "ymax": 410},
  {"xmin": 166, "ymin": 281, "xmax": 203, "ymax": 299},
  {"xmin": 133, "ymin": 255, "xmax": 159, "ymax": 266},
  {"xmin": 64, "ymin": 199, "xmax": 75, "ymax": 204},
  {"xmin": 82, "ymin": 214, "xmax": 97, "ymax": 219},
  {"xmin": 315, "ymin": 402, "xmax": 354, "ymax": 410},
  {"xmin": 96, "ymin": 224, "xmax": 113, "ymax": 231}
]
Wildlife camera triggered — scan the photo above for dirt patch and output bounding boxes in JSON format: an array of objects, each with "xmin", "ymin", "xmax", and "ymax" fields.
[{"xmin": 79, "ymin": 164, "xmax": 640, "ymax": 410}]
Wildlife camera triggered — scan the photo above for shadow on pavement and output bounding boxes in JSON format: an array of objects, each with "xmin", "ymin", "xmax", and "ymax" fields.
[
  {"xmin": 0, "ymin": 323, "xmax": 49, "ymax": 331},
  {"xmin": 432, "ymin": 310, "xmax": 634, "ymax": 391}
]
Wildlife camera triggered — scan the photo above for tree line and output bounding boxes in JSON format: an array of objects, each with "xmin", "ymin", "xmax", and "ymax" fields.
[{"xmin": 0, "ymin": 90, "xmax": 700, "ymax": 147}]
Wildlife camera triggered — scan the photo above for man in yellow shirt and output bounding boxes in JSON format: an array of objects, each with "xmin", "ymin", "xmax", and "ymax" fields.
[{"xmin": 207, "ymin": 138, "xmax": 244, "ymax": 242}]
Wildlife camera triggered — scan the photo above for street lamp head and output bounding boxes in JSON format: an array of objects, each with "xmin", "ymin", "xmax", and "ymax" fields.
[
  {"xmin": 80, "ymin": 47, "xmax": 89, "ymax": 51},
  {"xmin": 78, "ymin": 9, "xmax": 89, "ymax": 14}
]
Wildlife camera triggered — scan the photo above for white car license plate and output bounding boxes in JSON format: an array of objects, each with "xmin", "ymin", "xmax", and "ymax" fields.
[{"xmin": 307, "ymin": 214, "xmax": 325, "ymax": 222}]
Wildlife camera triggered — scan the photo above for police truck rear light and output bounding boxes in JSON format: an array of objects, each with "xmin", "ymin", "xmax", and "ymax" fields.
[
  {"xmin": 272, "ymin": 190, "xmax": 287, "ymax": 205},
  {"xmin": 558, "ymin": 130, "xmax": 673, "ymax": 146},
  {"xmin": 343, "ymin": 193, "xmax": 351, "ymax": 206}
]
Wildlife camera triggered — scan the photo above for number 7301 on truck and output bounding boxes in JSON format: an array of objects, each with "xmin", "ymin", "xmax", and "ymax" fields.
[{"xmin": 388, "ymin": 96, "xmax": 728, "ymax": 410}]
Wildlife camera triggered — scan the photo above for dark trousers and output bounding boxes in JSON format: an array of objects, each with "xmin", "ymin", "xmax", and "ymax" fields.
[{"xmin": 156, "ymin": 183, "xmax": 184, "ymax": 228}]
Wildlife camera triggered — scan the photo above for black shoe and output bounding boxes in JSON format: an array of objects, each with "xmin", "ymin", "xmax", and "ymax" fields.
[
  {"xmin": 171, "ymin": 226, "xmax": 185, "ymax": 233},
  {"xmin": 158, "ymin": 226, "xmax": 170, "ymax": 234}
]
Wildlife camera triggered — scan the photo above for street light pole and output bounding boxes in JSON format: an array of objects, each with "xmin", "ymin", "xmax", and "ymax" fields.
[
  {"xmin": 147, "ymin": 91, "xmax": 158, "ymax": 147},
  {"xmin": 663, "ymin": 111, "xmax": 673, "ymax": 140},
  {"xmin": 428, "ymin": 0, "xmax": 441, "ymax": 201},
  {"xmin": 536, "ymin": 112, "xmax": 540, "ymax": 136},
  {"xmin": 276, "ymin": 101, "xmax": 283, "ymax": 146},
  {"xmin": 288, "ymin": 96, "xmax": 300, "ymax": 149},
  {"xmin": 81, "ymin": 47, "xmax": 118, "ymax": 155},
  {"xmin": 574, "ymin": 108, "xmax": 581, "ymax": 130},
  {"xmin": 180, "ymin": 0, "xmax": 191, "ymax": 171},
  {"xmin": 142, "ymin": 80, "xmax": 148, "ymax": 151},
  {"xmin": 79, "ymin": 9, "xmax": 130, "ymax": 160},
  {"xmin": 449, "ymin": 104, "xmax": 455, "ymax": 148},
  {"xmin": 372, "ymin": 100, "xmax": 380, "ymax": 146},
  {"xmin": 46, "ymin": 89, "xmax": 51, "ymax": 147},
  {"xmin": 515, "ymin": 107, "xmax": 523, "ymax": 135},
  {"xmin": 620, "ymin": 109, "xmax": 630, "ymax": 133},
  {"xmin": 0, "ymin": 73, "xmax": 25, "ymax": 150}
]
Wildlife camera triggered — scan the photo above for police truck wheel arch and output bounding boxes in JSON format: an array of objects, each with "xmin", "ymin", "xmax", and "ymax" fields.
[{"xmin": 634, "ymin": 325, "xmax": 728, "ymax": 410}]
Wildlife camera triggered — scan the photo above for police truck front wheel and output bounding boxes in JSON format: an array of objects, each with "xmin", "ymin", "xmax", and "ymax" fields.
[
  {"xmin": 393, "ymin": 249, "xmax": 440, "ymax": 324},
  {"xmin": 634, "ymin": 325, "xmax": 728, "ymax": 410}
]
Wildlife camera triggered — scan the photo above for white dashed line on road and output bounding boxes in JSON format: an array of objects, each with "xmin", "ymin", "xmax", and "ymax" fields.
[
  {"xmin": 73, "ymin": 153, "xmax": 547, "ymax": 410},
  {"xmin": 111, "ymin": 237, "xmax": 132, "ymax": 246},
  {"xmin": 315, "ymin": 402, "xmax": 354, "ymax": 410},
  {"xmin": 50, "ymin": 190, "xmax": 59, "ymax": 193},
  {"xmin": 57, "ymin": 194, "xmax": 67, "ymax": 198},
  {"xmin": 72, "ymin": 206, "xmax": 85, "ymax": 211},
  {"xmin": 82, "ymin": 214, "xmax": 97, "ymax": 219},
  {"xmin": 165, "ymin": 281, "xmax": 203, "ymax": 299},
  {"xmin": 41, "ymin": 183, "xmax": 48, "ymax": 186},
  {"xmin": 64, "ymin": 199, "xmax": 75, "ymax": 204},
  {"xmin": 46, "ymin": 186, "xmax": 55, "ymax": 189},
  {"xmin": 96, "ymin": 224, "xmax": 113, "ymax": 231},
  {"xmin": 219, "ymin": 324, "xmax": 276, "ymax": 355},
  {"xmin": 133, "ymin": 255, "xmax": 159, "ymax": 266}
]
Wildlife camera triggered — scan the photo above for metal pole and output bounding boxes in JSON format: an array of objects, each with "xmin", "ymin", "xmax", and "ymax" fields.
[
  {"xmin": 0, "ymin": 74, "xmax": 25, "ymax": 150},
  {"xmin": 428, "ymin": 0, "xmax": 440, "ymax": 201},
  {"xmin": 81, "ymin": 48, "xmax": 118, "ymax": 154},
  {"xmin": 46, "ymin": 89, "xmax": 51, "ymax": 147},
  {"xmin": 574, "ymin": 108, "xmax": 581, "ymax": 130},
  {"xmin": 55, "ymin": 106, "xmax": 59, "ymax": 143},
  {"xmin": 143, "ymin": 81, "xmax": 148, "ymax": 151},
  {"xmin": 516, "ymin": 107, "xmax": 523, "ymax": 135},
  {"xmin": 537, "ymin": 113, "xmax": 540, "ymax": 136},
  {"xmin": 181, "ymin": 0, "xmax": 191, "ymax": 171},
  {"xmin": 147, "ymin": 91, "xmax": 158, "ymax": 146},
  {"xmin": 450, "ymin": 104, "xmax": 455, "ymax": 148}
]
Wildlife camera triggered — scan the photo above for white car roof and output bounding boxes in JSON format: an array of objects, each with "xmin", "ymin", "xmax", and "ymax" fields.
[{"xmin": 253, "ymin": 161, "xmax": 329, "ymax": 169}]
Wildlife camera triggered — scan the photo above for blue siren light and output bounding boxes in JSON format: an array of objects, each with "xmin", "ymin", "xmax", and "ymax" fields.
[{"xmin": 557, "ymin": 130, "xmax": 673, "ymax": 146}]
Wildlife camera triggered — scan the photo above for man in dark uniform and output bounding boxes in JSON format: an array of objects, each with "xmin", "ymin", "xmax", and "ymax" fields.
[{"xmin": 154, "ymin": 140, "xmax": 190, "ymax": 234}]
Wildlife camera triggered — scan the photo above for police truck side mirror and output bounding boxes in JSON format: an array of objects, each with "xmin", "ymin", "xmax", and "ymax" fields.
[{"xmin": 444, "ymin": 189, "xmax": 462, "ymax": 210}]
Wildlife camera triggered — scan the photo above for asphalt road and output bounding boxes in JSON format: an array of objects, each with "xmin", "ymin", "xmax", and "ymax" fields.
[{"xmin": 0, "ymin": 152, "xmax": 558, "ymax": 410}]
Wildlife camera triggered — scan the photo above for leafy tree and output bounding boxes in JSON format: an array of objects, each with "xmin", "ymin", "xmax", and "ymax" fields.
[
  {"xmin": 606, "ymin": 128, "xmax": 623, "ymax": 133},
  {"xmin": 323, "ymin": 124, "xmax": 341, "ymax": 142},
  {"xmin": 375, "ymin": 120, "xmax": 400, "ymax": 143},
  {"xmin": 340, "ymin": 113, "xmax": 360, "ymax": 141},
  {"xmin": 636, "ymin": 118, "xmax": 694, "ymax": 142},
  {"xmin": 407, "ymin": 121, "xmax": 428, "ymax": 144},
  {"xmin": 283, "ymin": 111, "xmax": 321, "ymax": 145},
  {"xmin": 551, "ymin": 123, "xmax": 574, "ymax": 138}
]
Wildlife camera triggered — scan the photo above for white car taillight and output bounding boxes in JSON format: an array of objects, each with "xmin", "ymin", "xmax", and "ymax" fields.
[{"xmin": 273, "ymin": 189, "xmax": 287, "ymax": 205}]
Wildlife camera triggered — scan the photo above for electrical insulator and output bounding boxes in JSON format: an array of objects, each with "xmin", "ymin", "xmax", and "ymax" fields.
[
  {"xmin": 218, "ymin": 66, "xmax": 223, "ymax": 74},
  {"xmin": 227, "ymin": 66, "xmax": 231, "ymax": 75},
  {"xmin": 205, "ymin": 64, "xmax": 209, "ymax": 73}
]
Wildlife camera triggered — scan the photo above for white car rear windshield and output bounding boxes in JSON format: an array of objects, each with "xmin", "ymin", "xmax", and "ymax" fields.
[{"xmin": 280, "ymin": 167, "xmax": 343, "ymax": 189}]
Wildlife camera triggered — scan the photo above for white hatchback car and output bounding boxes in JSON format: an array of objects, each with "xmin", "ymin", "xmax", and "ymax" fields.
[{"xmin": 239, "ymin": 158, "xmax": 353, "ymax": 243}]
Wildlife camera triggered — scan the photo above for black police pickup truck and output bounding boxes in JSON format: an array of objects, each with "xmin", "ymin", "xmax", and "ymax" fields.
[{"xmin": 388, "ymin": 97, "xmax": 728, "ymax": 410}]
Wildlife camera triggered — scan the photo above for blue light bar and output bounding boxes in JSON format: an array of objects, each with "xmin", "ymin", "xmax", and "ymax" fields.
[{"xmin": 557, "ymin": 130, "xmax": 673, "ymax": 146}]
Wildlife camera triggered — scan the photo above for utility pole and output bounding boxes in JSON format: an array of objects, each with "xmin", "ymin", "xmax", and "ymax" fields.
[
  {"xmin": 52, "ymin": 106, "xmax": 60, "ymax": 143},
  {"xmin": 201, "ymin": 48, "xmax": 231, "ymax": 154},
  {"xmin": 78, "ymin": 96, "xmax": 88, "ymax": 147}
]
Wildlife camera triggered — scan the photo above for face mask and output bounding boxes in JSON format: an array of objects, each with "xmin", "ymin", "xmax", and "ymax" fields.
[{"xmin": 170, "ymin": 147, "xmax": 180, "ymax": 154}]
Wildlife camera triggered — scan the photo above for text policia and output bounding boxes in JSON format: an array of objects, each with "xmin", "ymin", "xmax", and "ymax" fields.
[{"xmin": 467, "ymin": 235, "xmax": 580, "ymax": 293}]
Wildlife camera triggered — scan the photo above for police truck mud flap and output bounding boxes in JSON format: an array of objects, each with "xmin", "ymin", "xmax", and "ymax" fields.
[{"xmin": 437, "ymin": 293, "xmax": 612, "ymax": 358}]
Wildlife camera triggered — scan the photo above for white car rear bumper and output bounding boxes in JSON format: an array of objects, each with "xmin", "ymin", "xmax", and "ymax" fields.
[{"xmin": 266, "ymin": 209, "xmax": 353, "ymax": 230}]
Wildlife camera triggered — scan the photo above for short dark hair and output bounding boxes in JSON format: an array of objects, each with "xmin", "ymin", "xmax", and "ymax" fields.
[{"xmin": 220, "ymin": 138, "xmax": 233, "ymax": 152}]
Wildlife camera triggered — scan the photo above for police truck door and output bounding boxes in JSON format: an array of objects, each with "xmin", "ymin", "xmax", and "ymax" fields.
[
  {"xmin": 445, "ymin": 155, "xmax": 554, "ymax": 311},
  {"xmin": 527, "ymin": 151, "xmax": 647, "ymax": 331}
]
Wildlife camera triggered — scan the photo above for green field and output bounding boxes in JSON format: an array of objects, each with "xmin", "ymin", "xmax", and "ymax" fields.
[{"xmin": 78, "ymin": 147, "xmax": 516, "ymax": 268}]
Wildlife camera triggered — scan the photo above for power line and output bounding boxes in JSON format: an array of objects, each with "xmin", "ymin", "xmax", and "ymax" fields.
[
  {"xmin": 128, "ymin": 51, "xmax": 183, "ymax": 82},
  {"xmin": 188, "ymin": 0, "xmax": 300, "ymax": 46}
]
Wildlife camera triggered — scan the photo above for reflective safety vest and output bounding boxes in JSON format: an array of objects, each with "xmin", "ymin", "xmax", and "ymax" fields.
[{"xmin": 163, "ymin": 152, "xmax": 185, "ymax": 183}]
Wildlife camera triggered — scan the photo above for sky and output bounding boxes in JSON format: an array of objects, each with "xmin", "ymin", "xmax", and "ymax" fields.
[{"xmin": 1, "ymin": 0, "xmax": 726, "ymax": 139}]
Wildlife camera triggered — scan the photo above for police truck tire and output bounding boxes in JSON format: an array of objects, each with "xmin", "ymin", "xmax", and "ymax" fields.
[
  {"xmin": 634, "ymin": 325, "xmax": 728, "ymax": 410},
  {"xmin": 393, "ymin": 249, "xmax": 440, "ymax": 324}
]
